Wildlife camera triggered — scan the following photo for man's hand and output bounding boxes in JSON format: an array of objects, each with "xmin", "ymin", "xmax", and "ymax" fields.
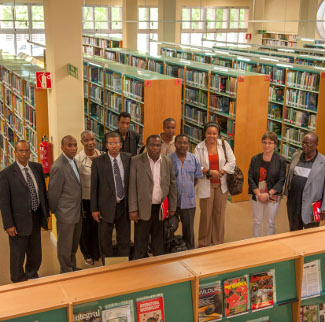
[
  {"xmin": 129, "ymin": 211, "xmax": 139, "ymax": 223},
  {"xmin": 6, "ymin": 227, "xmax": 17, "ymax": 237},
  {"xmin": 92, "ymin": 211, "xmax": 102, "ymax": 222}
]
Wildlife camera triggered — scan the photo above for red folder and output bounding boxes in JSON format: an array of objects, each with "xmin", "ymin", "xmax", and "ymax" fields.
[
  {"xmin": 312, "ymin": 199, "xmax": 322, "ymax": 222},
  {"xmin": 161, "ymin": 197, "xmax": 169, "ymax": 220}
]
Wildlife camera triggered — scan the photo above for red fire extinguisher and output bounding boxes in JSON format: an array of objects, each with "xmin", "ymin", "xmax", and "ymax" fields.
[{"xmin": 39, "ymin": 135, "xmax": 53, "ymax": 177}]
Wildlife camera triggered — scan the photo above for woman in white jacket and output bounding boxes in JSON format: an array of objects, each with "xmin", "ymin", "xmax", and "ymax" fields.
[{"xmin": 194, "ymin": 122, "xmax": 236, "ymax": 246}]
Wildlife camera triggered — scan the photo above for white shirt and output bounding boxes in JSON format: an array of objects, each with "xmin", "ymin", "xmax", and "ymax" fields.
[
  {"xmin": 147, "ymin": 154, "xmax": 163, "ymax": 204},
  {"xmin": 108, "ymin": 153, "xmax": 125, "ymax": 201},
  {"xmin": 63, "ymin": 153, "xmax": 81, "ymax": 183},
  {"xmin": 16, "ymin": 161, "xmax": 40, "ymax": 202}
]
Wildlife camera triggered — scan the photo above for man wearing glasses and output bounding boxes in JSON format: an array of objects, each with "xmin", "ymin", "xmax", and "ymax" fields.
[
  {"xmin": 0, "ymin": 140, "xmax": 49, "ymax": 283},
  {"xmin": 91, "ymin": 132, "xmax": 132, "ymax": 264},
  {"xmin": 285, "ymin": 132, "xmax": 325, "ymax": 231}
]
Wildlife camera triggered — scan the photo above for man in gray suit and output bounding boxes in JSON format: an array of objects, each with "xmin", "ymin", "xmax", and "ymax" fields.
[
  {"xmin": 48, "ymin": 135, "xmax": 83, "ymax": 273},
  {"xmin": 129, "ymin": 135, "xmax": 177, "ymax": 259},
  {"xmin": 285, "ymin": 132, "xmax": 325, "ymax": 231}
]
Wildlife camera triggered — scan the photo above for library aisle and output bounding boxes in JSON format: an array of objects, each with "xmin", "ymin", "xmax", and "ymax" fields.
[{"xmin": 0, "ymin": 197, "xmax": 290, "ymax": 286}]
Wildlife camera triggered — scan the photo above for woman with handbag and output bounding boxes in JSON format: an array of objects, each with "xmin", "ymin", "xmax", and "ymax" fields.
[
  {"xmin": 194, "ymin": 122, "xmax": 236, "ymax": 246},
  {"xmin": 248, "ymin": 131, "xmax": 286, "ymax": 237}
]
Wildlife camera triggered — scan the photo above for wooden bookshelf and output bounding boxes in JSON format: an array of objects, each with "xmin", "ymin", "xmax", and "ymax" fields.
[
  {"xmin": 83, "ymin": 54, "xmax": 182, "ymax": 150},
  {"xmin": 262, "ymin": 31, "xmax": 298, "ymax": 47},
  {"xmin": 0, "ymin": 56, "xmax": 48, "ymax": 169},
  {"xmin": 82, "ymin": 34, "xmax": 123, "ymax": 58}
]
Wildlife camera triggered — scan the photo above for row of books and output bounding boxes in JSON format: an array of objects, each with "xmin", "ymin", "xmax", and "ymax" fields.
[
  {"xmin": 185, "ymin": 70, "xmax": 208, "ymax": 88},
  {"xmin": 23, "ymin": 82, "xmax": 35, "ymax": 106},
  {"xmin": 193, "ymin": 55, "xmax": 210, "ymax": 64},
  {"xmin": 284, "ymin": 107, "xmax": 316, "ymax": 130},
  {"xmin": 295, "ymin": 59, "xmax": 323, "ymax": 67},
  {"xmin": 105, "ymin": 51, "xmax": 116, "ymax": 61},
  {"xmin": 25, "ymin": 126, "xmax": 37, "ymax": 150},
  {"xmin": 209, "ymin": 95, "xmax": 236, "ymax": 117},
  {"xmin": 105, "ymin": 72, "xmax": 122, "ymax": 92},
  {"xmin": 104, "ymin": 92, "xmax": 122, "ymax": 113},
  {"xmin": 90, "ymin": 66, "xmax": 104, "ymax": 86},
  {"xmin": 267, "ymin": 120, "xmax": 281, "ymax": 137},
  {"xmin": 260, "ymin": 65, "xmax": 285, "ymax": 84},
  {"xmin": 24, "ymin": 104, "xmax": 36, "ymax": 129},
  {"xmin": 185, "ymin": 88, "xmax": 207, "ymax": 108},
  {"xmin": 161, "ymin": 49, "xmax": 175, "ymax": 57},
  {"xmin": 234, "ymin": 61, "xmax": 257, "ymax": 72},
  {"xmin": 283, "ymin": 143, "xmax": 299, "ymax": 160},
  {"xmin": 285, "ymin": 89, "xmax": 317, "ymax": 111},
  {"xmin": 6, "ymin": 110, "xmax": 14, "ymax": 127},
  {"xmin": 184, "ymin": 105, "xmax": 207, "ymax": 126},
  {"xmin": 283, "ymin": 126, "xmax": 307, "ymax": 145},
  {"xmin": 177, "ymin": 52, "xmax": 192, "ymax": 60},
  {"xmin": 15, "ymin": 118, "xmax": 23, "ymax": 137},
  {"xmin": 5, "ymin": 88, "xmax": 11, "ymax": 108},
  {"xmin": 90, "ymin": 103, "xmax": 104, "ymax": 124},
  {"xmin": 119, "ymin": 53, "xmax": 131, "ymax": 65},
  {"xmin": 12, "ymin": 74, "xmax": 22, "ymax": 95},
  {"xmin": 124, "ymin": 99, "xmax": 143, "ymax": 123},
  {"xmin": 83, "ymin": 37, "xmax": 108, "ymax": 48},
  {"xmin": 83, "ymin": 46, "xmax": 93, "ymax": 56},
  {"xmin": 211, "ymin": 58, "xmax": 232, "ymax": 68},
  {"xmin": 210, "ymin": 75, "xmax": 237, "ymax": 96},
  {"xmin": 123, "ymin": 78, "xmax": 144, "ymax": 101},
  {"xmin": 0, "ymin": 100, "xmax": 4, "ymax": 116},
  {"xmin": 262, "ymin": 39, "xmax": 296, "ymax": 47},
  {"xmin": 73, "ymin": 293, "xmax": 164, "ymax": 322},
  {"xmin": 105, "ymin": 110, "xmax": 118, "ymax": 130},
  {"xmin": 148, "ymin": 60, "xmax": 163, "ymax": 74},
  {"xmin": 184, "ymin": 124, "xmax": 202, "ymax": 142},
  {"xmin": 268, "ymin": 104, "xmax": 282, "ymax": 120},
  {"xmin": 87, "ymin": 118, "xmax": 104, "ymax": 140},
  {"xmin": 2, "ymin": 69, "xmax": 10, "ymax": 87},
  {"xmin": 208, "ymin": 114, "xmax": 235, "ymax": 138},
  {"xmin": 199, "ymin": 270, "xmax": 275, "ymax": 320},
  {"xmin": 89, "ymin": 84, "xmax": 103, "ymax": 103},
  {"xmin": 83, "ymin": 63, "xmax": 88, "ymax": 79},
  {"xmin": 129, "ymin": 123, "xmax": 143, "ymax": 143},
  {"xmin": 287, "ymin": 71, "xmax": 320, "ymax": 91},
  {"xmin": 84, "ymin": 100, "xmax": 88, "ymax": 115},
  {"xmin": 132, "ymin": 57, "xmax": 146, "ymax": 69},
  {"xmin": 93, "ymin": 48, "xmax": 104, "ymax": 57},
  {"xmin": 165, "ymin": 65, "xmax": 179, "ymax": 78},
  {"xmin": 269, "ymin": 87, "xmax": 284, "ymax": 102},
  {"xmin": 83, "ymin": 81, "xmax": 88, "ymax": 97}
]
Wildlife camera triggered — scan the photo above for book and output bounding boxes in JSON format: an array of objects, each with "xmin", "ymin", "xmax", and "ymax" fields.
[
  {"xmin": 300, "ymin": 305, "xmax": 318, "ymax": 322},
  {"xmin": 250, "ymin": 270, "xmax": 275, "ymax": 310},
  {"xmin": 73, "ymin": 308, "xmax": 101, "ymax": 322},
  {"xmin": 102, "ymin": 300, "xmax": 134, "ymax": 322},
  {"xmin": 312, "ymin": 199, "xmax": 323, "ymax": 222},
  {"xmin": 223, "ymin": 276, "xmax": 248, "ymax": 317},
  {"xmin": 198, "ymin": 281, "xmax": 223, "ymax": 321},
  {"xmin": 136, "ymin": 294, "xmax": 164, "ymax": 322},
  {"xmin": 319, "ymin": 303, "xmax": 325, "ymax": 322}
]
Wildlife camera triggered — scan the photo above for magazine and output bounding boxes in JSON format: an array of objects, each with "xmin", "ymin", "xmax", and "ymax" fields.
[
  {"xmin": 73, "ymin": 308, "xmax": 101, "ymax": 322},
  {"xmin": 136, "ymin": 294, "xmax": 164, "ymax": 322},
  {"xmin": 102, "ymin": 300, "xmax": 134, "ymax": 322},
  {"xmin": 223, "ymin": 275, "xmax": 249, "ymax": 317},
  {"xmin": 301, "ymin": 260, "xmax": 322, "ymax": 298},
  {"xmin": 300, "ymin": 305, "xmax": 318, "ymax": 322},
  {"xmin": 319, "ymin": 303, "xmax": 325, "ymax": 322},
  {"xmin": 250, "ymin": 270, "xmax": 276, "ymax": 310},
  {"xmin": 198, "ymin": 281, "xmax": 223, "ymax": 321}
]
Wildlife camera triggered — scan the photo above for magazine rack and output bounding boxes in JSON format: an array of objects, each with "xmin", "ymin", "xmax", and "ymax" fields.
[{"xmin": 1, "ymin": 227, "xmax": 325, "ymax": 321}]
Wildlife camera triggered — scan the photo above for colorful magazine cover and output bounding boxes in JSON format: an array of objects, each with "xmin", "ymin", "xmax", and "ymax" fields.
[
  {"xmin": 102, "ymin": 300, "xmax": 134, "ymax": 322},
  {"xmin": 300, "ymin": 305, "xmax": 318, "ymax": 322},
  {"xmin": 319, "ymin": 303, "xmax": 325, "ymax": 322},
  {"xmin": 136, "ymin": 294, "xmax": 164, "ymax": 322},
  {"xmin": 73, "ymin": 308, "xmax": 101, "ymax": 322},
  {"xmin": 223, "ymin": 276, "xmax": 248, "ymax": 317},
  {"xmin": 198, "ymin": 281, "xmax": 223, "ymax": 321},
  {"xmin": 250, "ymin": 270, "xmax": 276, "ymax": 310}
]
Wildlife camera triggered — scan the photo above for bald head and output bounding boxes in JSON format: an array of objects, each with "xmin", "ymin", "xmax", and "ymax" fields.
[
  {"xmin": 302, "ymin": 132, "xmax": 319, "ymax": 158},
  {"xmin": 61, "ymin": 135, "xmax": 77, "ymax": 159},
  {"xmin": 304, "ymin": 132, "xmax": 319, "ymax": 144}
]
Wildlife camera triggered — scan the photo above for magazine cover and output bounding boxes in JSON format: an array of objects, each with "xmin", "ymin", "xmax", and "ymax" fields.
[
  {"xmin": 223, "ymin": 276, "xmax": 249, "ymax": 317},
  {"xmin": 250, "ymin": 270, "xmax": 276, "ymax": 310},
  {"xmin": 300, "ymin": 305, "xmax": 318, "ymax": 322},
  {"xmin": 136, "ymin": 294, "xmax": 164, "ymax": 322},
  {"xmin": 319, "ymin": 303, "xmax": 325, "ymax": 322},
  {"xmin": 102, "ymin": 300, "xmax": 134, "ymax": 322},
  {"xmin": 73, "ymin": 308, "xmax": 101, "ymax": 322},
  {"xmin": 198, "ymin": 281, "xmax": 223, "ymax": 321}
]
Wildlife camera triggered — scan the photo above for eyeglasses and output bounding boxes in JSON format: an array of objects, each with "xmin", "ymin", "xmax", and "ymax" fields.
[
  {"xmin": 16, "ymin": 149, "xmax": 30, "ymax": 154},
  {"xmin": 107, "ymin": 142, "xmax": 121, "ymax": 146},
  {"xmin": 302, "ymin": 142, "xmax": 313, "ymax": 147},
  {"xmin": 262, "ymin": 141, "xmax": 275, "ymax": 146}
]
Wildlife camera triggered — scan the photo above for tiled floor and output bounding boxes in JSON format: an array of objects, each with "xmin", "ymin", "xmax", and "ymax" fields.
[{"xmin": 0, "ymin": 197, "xmax": 290, "ymax": 286}]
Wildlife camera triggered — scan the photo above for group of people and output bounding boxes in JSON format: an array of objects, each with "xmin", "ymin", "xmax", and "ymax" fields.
[{"xmin": 0, "ymin": 110, "xmax": 324, "ymax": 284}]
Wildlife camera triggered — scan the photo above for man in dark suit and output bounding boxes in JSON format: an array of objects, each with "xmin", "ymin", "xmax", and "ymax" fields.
[
  {"xmin": 101, "ymin": 112, "xmax": 140, "ymax": 156},
  {"xmin": 91, "ymin": 132, "xmax": 132, "ymax": 263},
  {"xmin": 48, "ymin": 135, "xmax": 83, "ymax": 273},
  {"xmin": 0, "ymin": 140, "xmax": 49, "ymax": 283},
  {"xmin": 129, "ymin": 135, "xmax": 177, "ymax": 259}
]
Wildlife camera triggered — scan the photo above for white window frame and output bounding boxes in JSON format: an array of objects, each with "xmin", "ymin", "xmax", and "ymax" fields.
[{"xmin": 138, "ymin": 6, "xmax": 158, "ymax": 33}]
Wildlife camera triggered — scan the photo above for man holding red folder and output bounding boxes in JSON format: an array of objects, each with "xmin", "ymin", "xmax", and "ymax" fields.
[{"xmin": 285, "ymin": 132, "xmax": 325, "ymax": 231}]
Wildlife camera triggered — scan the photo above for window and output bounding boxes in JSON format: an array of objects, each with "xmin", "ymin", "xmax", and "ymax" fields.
[
  {"xmin": 317, "ymin": 1, "xmax": 325, "ymax": 39},
  {"xmin": 181, "ymin": 6, "xmax": 249, "ymax": 47},
  {"xmin": 0, "ymin": 4, "xmax": 45, "ymax": 56},
  {"xmin": 82, "ymin": 6, "xmax": 122, "ymax": 34},
  {"xmin": 138, "ymin": 7, "xmax": 158, "ymax": 55}
]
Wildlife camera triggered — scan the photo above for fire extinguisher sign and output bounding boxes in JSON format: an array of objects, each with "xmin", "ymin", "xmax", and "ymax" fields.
[{"xmin": 36, "ymin": 72, "xmax": 52, "ymax": 89}]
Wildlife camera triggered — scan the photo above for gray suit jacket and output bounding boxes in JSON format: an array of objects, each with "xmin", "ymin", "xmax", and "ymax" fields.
[
  {"xmin": 285, "ymin": 151, "xmax": 325, "ymax": 224},
  {"xmin": 48, "ymin": 154, "xmax": 82, "ymax": 224},
  {"xmin": 128, "ymin": 152, "xmax": 177, "ymax": 221}
]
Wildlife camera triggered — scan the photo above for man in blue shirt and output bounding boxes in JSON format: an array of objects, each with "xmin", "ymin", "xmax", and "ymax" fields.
[{"xmin": 168, "ymin": 134, "xmax": 203, "ymax": 248}]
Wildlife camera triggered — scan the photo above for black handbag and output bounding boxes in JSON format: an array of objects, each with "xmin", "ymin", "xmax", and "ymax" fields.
[{"xmin": 221, "ymin": 139, "xmax": 244, "ymax": 196}]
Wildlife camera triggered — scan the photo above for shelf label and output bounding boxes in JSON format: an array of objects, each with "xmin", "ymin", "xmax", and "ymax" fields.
[
  {"xmin": 36, "ymin": 72, "xmax": 52, "ymax": 89},
  {"xmin": 175, "ymin": 78, "xmax": 182, "ymax": 85},
  {"xmin": 238, "ymin": 76, "xmax": 245, "ymax": 82},
  {"xmin": 144, "ymin": 80, "xmax": 152, "ymax": 87},
  {"xmin": 264, "ymin": 75, "xmax": 271, "ymax": 81},
  {"xmin": 68, "ymin": 64, "xmax": 78, "ymax": 79}
]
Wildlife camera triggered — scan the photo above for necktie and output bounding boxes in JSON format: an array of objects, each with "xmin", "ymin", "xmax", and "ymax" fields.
[
  {"xmin": 24, "ymin": 168, "xmax": 39, "ymax": 211},
  {"xmin": 113, "ymin": 158, "xmax": 124, "ymax": 200}
]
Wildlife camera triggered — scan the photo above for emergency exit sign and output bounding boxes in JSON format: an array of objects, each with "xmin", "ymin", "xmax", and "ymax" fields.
[{"xmin": 68, "ymin": 64, "xmax": 78, "ymax": 79}]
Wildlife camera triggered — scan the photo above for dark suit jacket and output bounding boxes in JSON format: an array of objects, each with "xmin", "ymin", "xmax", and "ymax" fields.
[
  {"xmin": 128, "ymin": 152, "xmax": 177, "ymax": 221},
  {"xmin": 91, "ymin": 152, "xmax": 132, "ymax": 223},
  {"xmin": 101, "ymin": 130, "xmax": 140, "ymax": 156},
  {"xmin": 0, "ymin": 161, "xmax": 49, "ymax": 236}
]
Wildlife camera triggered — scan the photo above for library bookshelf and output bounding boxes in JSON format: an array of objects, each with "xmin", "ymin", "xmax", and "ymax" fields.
[
  {"xmin": 82, "ymin": 34, "xmax": 123, "ymax": 58},
  {"xmin": 83, "ymin": 54, "xmax": 182, "ymax": 150},
  {"xmin": 261, "ymin": 31, "xmax": 298, "ymax": 47},
  {"xmin": 0, "ymin": 58, "xmax": 48, "ymax": 169},
  {"xmin": 1, "ymin": 226, "xmax": 325, "ymax": 321}
]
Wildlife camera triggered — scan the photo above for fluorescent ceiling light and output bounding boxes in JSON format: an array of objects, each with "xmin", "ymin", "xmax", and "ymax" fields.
[
  {"xmin": 260, "ymin": 57, "xmax": 279, "ymax": 62},
  {"xmin": 278, "ymin": 49, "xmax": 295, "ymax": 52}
]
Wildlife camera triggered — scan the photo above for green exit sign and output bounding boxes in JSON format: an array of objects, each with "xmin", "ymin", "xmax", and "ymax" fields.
[
  {"xmin": 68, "ymin": 64, "xmax": 78, "ymax": 79},
  {"xmin": 258, "ymin": 30, "xmax": 267, "ymax": 34}
]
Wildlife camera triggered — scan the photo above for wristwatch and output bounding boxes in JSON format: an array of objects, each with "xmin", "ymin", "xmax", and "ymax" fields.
[{"xmin": 206, "ymin": 169, "xmax": 212, "ymax": 179}]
